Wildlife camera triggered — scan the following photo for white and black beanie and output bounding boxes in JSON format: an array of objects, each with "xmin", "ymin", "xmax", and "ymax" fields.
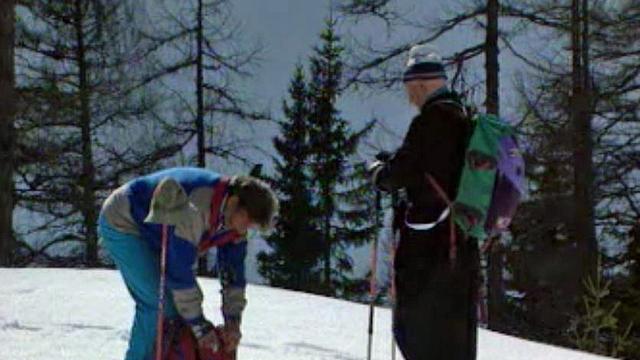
[{"xmin": 403, "ymin": 44, "xmax": 448, "ymax": 83}]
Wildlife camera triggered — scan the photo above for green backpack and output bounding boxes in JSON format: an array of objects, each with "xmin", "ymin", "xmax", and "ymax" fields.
[
  {"xmin": 425, "ymin": 106, "xmax": 526, "ymax": 243},
  {"xmin": 452, "ymin": 112, "xmax": 526, "ymax": 240}
]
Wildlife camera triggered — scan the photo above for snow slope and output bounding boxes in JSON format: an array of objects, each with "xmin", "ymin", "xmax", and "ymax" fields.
[{"xmin": 0, "ymin": 269, "xmax": 612, "ymax": 360}]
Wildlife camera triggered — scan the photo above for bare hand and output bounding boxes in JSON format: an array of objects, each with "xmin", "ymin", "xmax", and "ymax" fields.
[
  {"xmin": 221, "ymin": 323, "xmax": 242, "ymax": 353},
  {"xmin": 197, "ymin": 328, "xmax": 222, "ymax": 353}
]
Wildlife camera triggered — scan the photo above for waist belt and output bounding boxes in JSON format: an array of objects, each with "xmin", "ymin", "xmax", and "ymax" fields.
[{"xmin": 405, "ymin": 207, "xmax": 450, "ymax": 231}]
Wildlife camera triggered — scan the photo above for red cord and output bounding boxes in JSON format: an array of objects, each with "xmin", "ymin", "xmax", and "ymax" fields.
[{"xmin": 155, "ymin": 224, "xmax": 169, "ymax": 360}]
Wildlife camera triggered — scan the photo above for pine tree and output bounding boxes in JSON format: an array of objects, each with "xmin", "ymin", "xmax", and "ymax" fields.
[
  {"xmin": 307, "ymin": 18, "xmax": 374, "ymax": 296},
  {"xmin": 258, "ymin": 65, "xmax": 324, "ymax": 292},
  {"xmin": 569, "ymin": 261, "xmax": 633, "ymax": 358}
]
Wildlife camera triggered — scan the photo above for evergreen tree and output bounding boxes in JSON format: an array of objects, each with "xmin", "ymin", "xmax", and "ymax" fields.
[
  {"xmin": 258, "ymin": 66, "xmax": 324, "ymax": 293},
  {"xmin": 307, "ymin": 18, "xmax": 374, "ymax": 295}
]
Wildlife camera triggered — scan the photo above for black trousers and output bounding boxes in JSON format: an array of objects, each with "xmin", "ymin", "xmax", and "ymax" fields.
[{"xmin": 393, "ymin": 223, "xmax": 480, "ymax": 360}]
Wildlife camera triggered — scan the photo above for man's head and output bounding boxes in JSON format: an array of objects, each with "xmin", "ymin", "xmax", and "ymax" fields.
[
  {"xmin": 403, "ymin": 44, "xmax": 448, "ymax": 108},
  {"xmin": 223, "ymin": 176, "xmax": 279, "ymax": 236}
]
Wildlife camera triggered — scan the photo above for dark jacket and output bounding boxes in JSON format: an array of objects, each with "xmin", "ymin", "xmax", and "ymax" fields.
[{"xmin": 375, "ymin": 89, "xmax": 473, "ymax": 225}]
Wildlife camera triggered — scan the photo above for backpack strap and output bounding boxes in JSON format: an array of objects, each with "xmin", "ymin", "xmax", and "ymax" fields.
[
  {"xmin": 404, "ymin": 173, "xmax": 459, "ymax": 264},
  {"xmin": 424, "ymin": 174, "xmax": 458, "ymax": 263},
  {"xmin": 425, "ymin": 98, "xmax": 469, "ymax": 118},
  {"xmin": 404, "ymin": 207, "xmax": 450, "ymax": 232}
]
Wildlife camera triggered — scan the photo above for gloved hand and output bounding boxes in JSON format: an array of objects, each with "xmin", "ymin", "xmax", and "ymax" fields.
[
  {"xmin": 220, "ymin": 322, "xmax": 242, "ymax": 353},
  {"xmin": 367, "ymin": 160, "xmax": 385, "ymax": 175},
  {"xmin": 375, "ymin": 150, "xmax": 392, "ymax": 162},
  {"xmin": 368, "ymin": 152, "xmax": 393, "ymax": 191},
  {"xmin": 191, "ymin": 319, "xmax": 222, "ymax": 353},
  {"xmin": 367, "ymin": 151, "xmax": 391, "ymax": 175}
]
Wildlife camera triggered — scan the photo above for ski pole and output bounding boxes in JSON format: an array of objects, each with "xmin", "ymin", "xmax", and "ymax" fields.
[
  {"xmin": 155, "ymin": 224, "xmax": 169, "ymax": 360},
  {"xmin": 392, "ymin": 340, "xmax": 396, "ymax": 360},
  {"xmin": 390, "ymin": 236, "xmax": 397, "ymax": 360},
  {"xmin": 390, "ymin": 190, "xmax": 399, "ymax": 360},
  {"xmin": 367, "ymin": 190, "xmax": 382, "ymax": 360}
]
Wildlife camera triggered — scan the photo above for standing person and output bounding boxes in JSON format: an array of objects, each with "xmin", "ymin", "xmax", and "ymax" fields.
[
  {"xmin": 370, "ymin": 45, "xmax": 480, "ymax": 360},
  {"xmin": 98, "ymin": 167, "xmax": 279, "ymax": 360}
]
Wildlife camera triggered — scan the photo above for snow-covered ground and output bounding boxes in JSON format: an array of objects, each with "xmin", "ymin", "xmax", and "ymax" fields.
[{"xmin": 0, "ymin": 269, "xmax": 612, "ymax": 360}]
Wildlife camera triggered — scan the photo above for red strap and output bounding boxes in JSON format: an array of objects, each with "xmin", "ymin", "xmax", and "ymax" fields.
[
  {"xmin": 155, "ymin": 224, "xmax": 169, "ymax": 360},
  {"xmin": 209, "ymin": 177, "xmax": 231, "ymax": 237},
  {"xmin": 197, "ymin": 177, "xmax": 243, "ymax": 252},
  {"xmin": 199, "ymin": 230, "xmax": 243, "ymax": 253},
  {"xmin": 425, "ymin": 174, "xmax": 457, "ymax": 263},
  {"xmin": 480, "ymin": 236, "xmax": 496, "ymax": 254}
]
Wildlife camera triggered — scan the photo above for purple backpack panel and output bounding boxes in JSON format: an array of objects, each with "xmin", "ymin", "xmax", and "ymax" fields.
[{"xmin": 485, "ymin": 136, "xmax": 526, "ymax": 237}]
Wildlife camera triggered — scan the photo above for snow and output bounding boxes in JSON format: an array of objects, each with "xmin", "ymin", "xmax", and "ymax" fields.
[{"xmin": 0, "ymin": 268, "xmax": 612, "ymax": 360}]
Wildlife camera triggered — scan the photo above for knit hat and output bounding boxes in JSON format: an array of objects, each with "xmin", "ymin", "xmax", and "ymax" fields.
[{"xmin": 403, "ymin": 44, "xmax": 447, "ymax": 82}]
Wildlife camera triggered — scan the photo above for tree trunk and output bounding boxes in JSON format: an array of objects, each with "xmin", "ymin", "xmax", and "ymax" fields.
[
  {"xmin": 631, "ymin": 221, "xmax": 640, "ymax": 289},
  {"xmin": 74, "ymin": 0, "xmax": 99, "ymax": 266},
  {"xmin": 0, "ymin": 0, "xmax": 15, "ymax": 266},
  {"xmin": 196, "ymin": 0, "xmax": 205, "ymax": 168},
  {"xmin": 195, "ymin": 0, "xmax": 210, "ymax": 275},
  {"xmin": 485, "ymin": 0, "xmax": 506, "ymax": 331},
  {"xmin": 571, "ymin": 0, "xmax": 597, "ymax": 282},
  {"xmin": 323, "ymin": 210, "xmax": 331, "ymax": 294},
  {"xmin": 485, "ymin": 0, "xmax": 500, "ymax": 116},
  {"xmin": 487, "ymin": 243, "xmax": 506, "ymax": 330}
]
